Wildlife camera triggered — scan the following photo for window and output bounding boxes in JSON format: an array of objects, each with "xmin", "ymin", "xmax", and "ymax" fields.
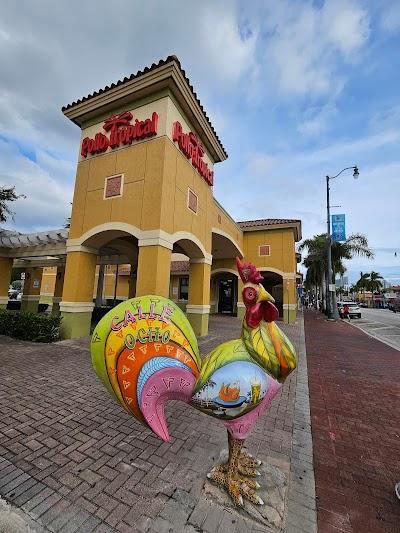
[
  {"xmin": 104, "ymin": 174, "xmax": 123, "ymax": 199},
  {"xmin": 259, "ymin": 245, "xmax": 271, "ymax": 256},
  {"xmin": 179, "ymin": 276, "xmax": 189, "ymax": 300},
  {"xmin": 187, "ymin": 188, "xmax": 198, "ymax": 214}
]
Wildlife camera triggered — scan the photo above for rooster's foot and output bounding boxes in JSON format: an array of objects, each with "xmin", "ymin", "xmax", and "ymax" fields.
[
  {"xmin": 219, "ymin": 460, "xmax": 261, "ymax": 478},
  {"xmin": 207, "ymin": 466, "xmax": 264, "ymax": 507},
  {"xmin": 239, "ymin": 450, "xmax": 262, "ymax": 476}
]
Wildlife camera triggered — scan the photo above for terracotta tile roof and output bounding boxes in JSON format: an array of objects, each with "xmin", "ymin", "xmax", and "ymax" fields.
[
  {"xmin": 237, "ymin": 218, "xmax": 301, "ymax": 228},
  {"xmin": 171, "ymin": 261, "xmax": 189, "ymax": 273},
  {"xmin": 61, "ymin": 55, "xmax": 227, "ymax": 158}
]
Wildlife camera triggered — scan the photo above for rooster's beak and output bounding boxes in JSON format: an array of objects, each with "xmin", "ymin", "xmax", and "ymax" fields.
[{"xmin": 257, "ymin": 285, "xmax": 275, "ymax": 304}]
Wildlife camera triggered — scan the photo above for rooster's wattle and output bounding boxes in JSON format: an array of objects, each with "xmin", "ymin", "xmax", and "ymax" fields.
[{"xmin": 91, "ymin": 258, "xmax": 297, "ymax": 506}]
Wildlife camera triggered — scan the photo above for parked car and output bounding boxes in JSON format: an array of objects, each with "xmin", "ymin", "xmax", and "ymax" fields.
[
  {"xmin": 337, "ymin": 301, "xmax": 362, "ymax": 319},
  {"xmin": 390, "ymin": 298, "xmax": 400, "ymax": 313}
]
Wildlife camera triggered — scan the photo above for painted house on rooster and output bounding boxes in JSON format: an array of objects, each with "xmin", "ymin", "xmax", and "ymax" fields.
[{"xmin": 0, "ymin": 56, "xmax": 301, "ymax": 339}]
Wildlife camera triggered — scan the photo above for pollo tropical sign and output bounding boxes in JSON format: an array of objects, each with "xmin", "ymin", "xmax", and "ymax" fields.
[
  {"xmin": 81, "ymin": 111, "xmax": 159, "ymax": 158},
  {"xmin": 172, "ymin": 121, "xmax": 214, "ymax": 186}
]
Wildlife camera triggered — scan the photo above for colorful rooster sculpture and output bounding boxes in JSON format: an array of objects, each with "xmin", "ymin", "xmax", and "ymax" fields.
[{"xmin": 91, "ymin": 258, "xmax": 297, "ymax": 506}]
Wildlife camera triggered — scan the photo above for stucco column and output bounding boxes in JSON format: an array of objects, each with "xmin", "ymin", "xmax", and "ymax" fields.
[
  {"xmin": 136, "ymin": 244, "xmax": 171, "ymax": 297},
  {"xmin": 237, "ymin": 278, "xmax": 245, "ymax": 321},
  {"xmin": 187, "ymin": 259, "xmax": 211, "ymax": 336},
  {"xmin": 0, "ymin": 256, "xmax": 13, "ymax": 309},
  {"xmin": 283, "ymin": 277, "xmax": 297, "ymax": 323},
  {"xmin": 209, "ymin": 276, "xmax": 217, "ymax": 315},
  {"xmin": 52, "ymin": 265, "xmax": 65, "ymax": 316},
  {"xmin": 128, "ymin": 265, "xmax": 137, "ymax": 299},
  {"xmin": 21, "ymin": 267, "xmax": 43, "ymax": 313},
  {"xmin": 60, "ymin": 250, "xmax": 97, "ymax": 339}
]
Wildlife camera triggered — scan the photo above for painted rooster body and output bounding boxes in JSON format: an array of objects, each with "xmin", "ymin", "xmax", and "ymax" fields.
[{"xmin": 91, "ymin": 258, "xmax": 297, "ymax": 506}]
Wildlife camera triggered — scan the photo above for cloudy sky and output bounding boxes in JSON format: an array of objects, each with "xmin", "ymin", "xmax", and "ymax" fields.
[{"xmin": 1, "ymin": 0, "xmax": 399, "ymax": 283}]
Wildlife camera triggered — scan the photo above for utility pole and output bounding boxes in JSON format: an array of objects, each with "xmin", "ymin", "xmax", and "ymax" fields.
[{"xmin": 325, "ymin": 166, "xmax": 359, "ymax": 320}]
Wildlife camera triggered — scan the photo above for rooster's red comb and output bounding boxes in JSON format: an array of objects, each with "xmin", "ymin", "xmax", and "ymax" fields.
[{"xmin": 236, "ymin": 257, "xmax": 264, "ymax": 284}]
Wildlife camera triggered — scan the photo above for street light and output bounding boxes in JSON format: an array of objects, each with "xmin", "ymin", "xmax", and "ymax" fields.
[{"xmin": 326, "ymin": 165, "xmax": 359, "ymax": 320}]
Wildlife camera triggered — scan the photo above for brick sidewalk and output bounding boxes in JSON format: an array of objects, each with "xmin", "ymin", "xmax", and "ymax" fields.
[
  {"xmin": 0, "ymin": 315, "xmax": 306, "ymax": 533},
  {"xmin": 305, "ymin": 310, "xmax": 400, "ymax": 533}
]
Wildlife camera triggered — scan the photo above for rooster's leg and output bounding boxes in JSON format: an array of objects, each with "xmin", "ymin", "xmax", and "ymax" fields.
[{"xmin": 207, "ymin": 431, "xmax": 263, "ymax": 506}]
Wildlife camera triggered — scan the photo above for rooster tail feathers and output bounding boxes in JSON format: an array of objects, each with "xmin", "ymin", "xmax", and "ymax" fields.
[
  {"xmin": 91, "ymin": 296, "xmax": 200, "ymax": 442},
  {"xmin": 139, "ymin": 361, "xmax": 196, "ymax": 441}
]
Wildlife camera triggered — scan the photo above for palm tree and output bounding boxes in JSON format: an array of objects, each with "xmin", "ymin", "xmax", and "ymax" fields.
[
  {"xmin": 299, "ymin": 235, "xmax": 329, "ymax": 312},
  {"xmin": 354, "ymin": 272, "xmax": 370, "ymax": 305},
  {"xmin": 368, "ymin": 271, "xmax": 383, "ymax": 294},
  {"xmin": 336, "ymin": 286, "xmax": 345, "ymax": 298},
  {"xmin": 300, "ymin": 233, "xmax": 374, "ymax": 315},
  {"xmin": 355, "ymin": 271, "xmax": 370, "ymax": 291}
]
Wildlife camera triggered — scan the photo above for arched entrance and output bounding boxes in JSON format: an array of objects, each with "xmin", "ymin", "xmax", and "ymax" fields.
[
  {"xmin": 210, "ymin": 270, "xmax": 238, "ymax": 315},
  {"xmin": 171, "ymin": 233, "xmax": 210, "ymax": 336},
  {"xmin": 260, "ymin": 271, "xmax": 283, "ymax": 318}
]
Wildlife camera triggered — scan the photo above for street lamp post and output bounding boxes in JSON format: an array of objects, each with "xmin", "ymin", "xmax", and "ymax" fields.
[{"xmin": 326, "ymin": 165, "xmax": 359, "ymax": 320}]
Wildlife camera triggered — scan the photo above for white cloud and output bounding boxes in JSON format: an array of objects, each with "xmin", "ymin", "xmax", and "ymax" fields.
[
  {"xmin": 0, "ymin": 0, "xmax": 257, "ymax": 232},
  {"xmin": 380, "ymin": 1, "xmax": 400, "ymax": 33},
  {"xmin": 260, "ymin": 0, "xmax": 370, "ymax": 96},
  {"xmin": 247, "ymin": 153, "xmax": 276, "ymax": 177},
  {"xmin": 297, "ymin": 104, "xmax": 337, "ymax": 136},
  {"xmin": 0, "ymin": 139, "xmax": 73, "ymax": 232},
  {"xmin": 200, "ymin": 6, "xmax": 256, "ymax": 83}
]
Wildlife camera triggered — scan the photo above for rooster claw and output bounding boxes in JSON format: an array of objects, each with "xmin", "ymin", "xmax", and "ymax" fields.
[{"xmin": 207, "ymin": 465, "xmax": 265, "ymax": 507}]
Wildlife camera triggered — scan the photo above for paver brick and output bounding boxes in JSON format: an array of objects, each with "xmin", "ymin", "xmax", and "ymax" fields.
[
  {"xmin": 104, "ymin": 502, "xmax": 129, "ymax": 527},
  {"xmin": 30, "ymin": 491, "xmax": 62, "ymax": 519},
  {"xmin": 0, "ymin": 316, "xmax": 304, "ymax": 532},
  {"xmin": 305, "ymin": 310, "xmax": 400, "ymax": 533},
  {"xmin": 58, "ymin": 509, "xmax": 92, "ymax": 532}
]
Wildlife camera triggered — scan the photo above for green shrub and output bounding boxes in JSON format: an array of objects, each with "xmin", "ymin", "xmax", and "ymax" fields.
[{"xmin": 0, "ymin": 310, "xmax": 62, "ymax": 342}]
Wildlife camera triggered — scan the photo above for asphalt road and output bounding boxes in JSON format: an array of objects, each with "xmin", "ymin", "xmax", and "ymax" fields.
[{"xmin": 350, "ymin": 307, "xmax": 400, "ymax": 351}]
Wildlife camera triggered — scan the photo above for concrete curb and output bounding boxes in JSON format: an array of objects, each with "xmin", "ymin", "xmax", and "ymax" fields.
[
  {"xmin": 0, "ymin": 496, "xmax": 44, "ymax": 532},
  {"xmin": 285, "ymin": 313, "xmax": 317, "ymax": 533}
]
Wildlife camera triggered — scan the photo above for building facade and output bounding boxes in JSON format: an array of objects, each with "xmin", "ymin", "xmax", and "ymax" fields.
[{"xmin": 0, "ymin": 56, "xmax": 301, "ymax": 339}]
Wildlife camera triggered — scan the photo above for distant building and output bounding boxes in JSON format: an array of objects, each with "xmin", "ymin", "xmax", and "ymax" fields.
[{"xmin": 336, "ymin": 276, "xmax": 349, "ymax": 290}]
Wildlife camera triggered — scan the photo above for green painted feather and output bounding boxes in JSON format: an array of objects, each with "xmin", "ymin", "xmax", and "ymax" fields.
[
  {"xmin": 194, "ymin": 338, "xmax": 252, "ymax": 393},
  {"xmin": 244, "ymin": 324, "xmax": 279, "ymax": 377}
]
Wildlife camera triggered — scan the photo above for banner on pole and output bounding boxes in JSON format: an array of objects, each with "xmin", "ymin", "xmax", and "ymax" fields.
[{"xmin": 331, "ymin": 214, "xmax": 346, "ymax": 241}]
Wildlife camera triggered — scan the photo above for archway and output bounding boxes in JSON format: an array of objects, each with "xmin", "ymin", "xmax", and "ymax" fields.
[
  {"xmin": 210, "ymin": 270, "xmax": 238, "ymax": 315},
  {"xmin": 211, "ymin": 228, "xmax": 243, "ymax": 260},
  {"xmin": 260, "ymin": 270, "xmax": 284, "ymax": 318},
  {"xmin": 79, "ymin": 229, "xmax": 140, "ymax": 322}
]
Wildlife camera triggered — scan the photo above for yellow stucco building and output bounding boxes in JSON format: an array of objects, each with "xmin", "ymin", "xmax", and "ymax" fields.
[{"xmin": 0, "ymin": 56, "xmax": 301, "ymax": 339}]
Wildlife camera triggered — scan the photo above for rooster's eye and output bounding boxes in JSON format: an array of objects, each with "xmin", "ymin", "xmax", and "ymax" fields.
[{"xmin": 244, "ymin": 288, "xmax": 256, "ymax": 301}]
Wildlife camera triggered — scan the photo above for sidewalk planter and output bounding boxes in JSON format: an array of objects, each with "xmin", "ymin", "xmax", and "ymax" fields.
[{"xmin": 0, "ymin": 310, "xmax": 61, "ymax": 342}]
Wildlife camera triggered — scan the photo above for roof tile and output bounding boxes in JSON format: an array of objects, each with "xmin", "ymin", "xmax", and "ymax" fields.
[
  {"xmin": 171, "ymin": 261, "xmax": 189, "ymax": 273},
  {"xmin": 237, "ymin": 218, "xmax": 301, "ymax": 228},
  {"xmin": 62, "ymin": 56, "xmax": 227, "ymax": 158}
]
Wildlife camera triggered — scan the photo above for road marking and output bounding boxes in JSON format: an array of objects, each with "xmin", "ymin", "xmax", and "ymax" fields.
[{"xmin": 366, "ymin": 325, "xmax": 396, "ymax": 330}]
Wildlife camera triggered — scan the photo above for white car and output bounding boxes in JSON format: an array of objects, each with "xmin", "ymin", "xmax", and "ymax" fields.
[{"xmin": 337, "ymin": 301, "xmax": 361, "ymax": 319}]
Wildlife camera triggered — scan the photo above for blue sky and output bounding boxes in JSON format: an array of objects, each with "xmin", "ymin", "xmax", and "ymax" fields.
[{"xmin": 0, "ymin": 0, "xmax": 399, "ymax": 283}]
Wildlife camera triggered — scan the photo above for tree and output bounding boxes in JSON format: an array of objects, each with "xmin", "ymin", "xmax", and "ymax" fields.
[
  {"xmin": 299, "ymin": 235, "xmax": 329, "ymax": 312},
  {"xmin": 300, "ymin": 233, "xmax": 374, "ymax": 315},
  {"xmin": 367, "ymin": 271, "xmax": 383, "ymax": 294},
  {"xmin": 0, "ymin": 186, "xmax": 25, "ymax": 223},
  {"xmin": 355, "ymin": 272, "xmax": 370, "ymax": 292},
  {"xmin": 336, "ymin": 286, "xmax": 345, "ymax": 298},
  {"xmin": 331, "ymin": 234, "xmax": 374, "ymax": 279}
]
